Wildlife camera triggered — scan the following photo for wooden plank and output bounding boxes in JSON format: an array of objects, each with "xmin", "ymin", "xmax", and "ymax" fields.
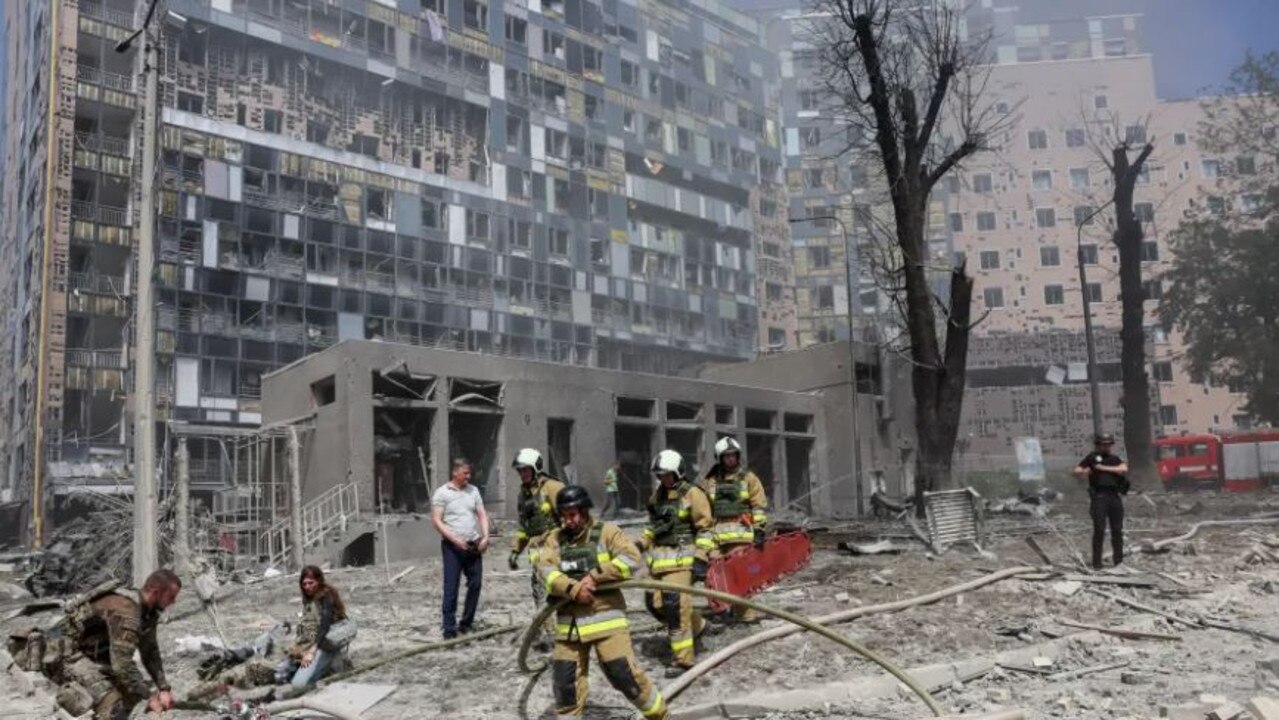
[{"xmin": 1055, "ymin": 618, "xmax": 1182, "ymax": 642}]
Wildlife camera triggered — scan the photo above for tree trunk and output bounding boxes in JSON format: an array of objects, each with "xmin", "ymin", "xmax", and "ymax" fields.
[{"xmin": 1112, "ymin": 146, "xmax": 1157, "ymax": 490}]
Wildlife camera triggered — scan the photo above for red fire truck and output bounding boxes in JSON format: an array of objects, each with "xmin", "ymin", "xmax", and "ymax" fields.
[{"xmin": 1155, "ymin": 431, "xmax": 1279, "ymax": 492}]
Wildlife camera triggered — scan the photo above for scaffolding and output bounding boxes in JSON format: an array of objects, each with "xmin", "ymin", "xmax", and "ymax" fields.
[{"xmin": 165, "ymin": 419, "xmax": 313, "ymax": 571}]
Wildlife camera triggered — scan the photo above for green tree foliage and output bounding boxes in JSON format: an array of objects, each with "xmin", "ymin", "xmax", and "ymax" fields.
[{"xmin": 1160, "ymin": 219, "xmax": 1279, "ymax": 424}]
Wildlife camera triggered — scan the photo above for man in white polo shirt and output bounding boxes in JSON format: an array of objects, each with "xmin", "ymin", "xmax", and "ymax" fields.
[{"xmin": 431, "ymin": 457, "xmax": 490, "ymax": 638}]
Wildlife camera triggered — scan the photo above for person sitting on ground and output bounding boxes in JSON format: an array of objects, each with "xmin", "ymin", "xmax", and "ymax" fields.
[{"xmin": 275, "ymin": 566, "xmax": 350, "ymax": 688}]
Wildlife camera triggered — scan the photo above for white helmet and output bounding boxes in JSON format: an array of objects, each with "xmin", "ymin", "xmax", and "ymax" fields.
[
  {"xmin": 651, "ymin": 449, "xmax": 686, "ymax": 479},
  {"xmin": 512, "ymin": 448, "xmax": 544, "ymax": 474},
  {"xmin": 714, "ymin": 437, "xmax": 742, "ymax": 462}
]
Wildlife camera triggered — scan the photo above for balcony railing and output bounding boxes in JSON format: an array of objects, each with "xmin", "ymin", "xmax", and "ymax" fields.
[
  {"xmin": 76, "ymin": 66, "xmax": 135, "ymax": 94},
  {"xmin": 67, "ymin": 272, "xmax": 127, "ymax": 296},
  {"xmin": 76, "ymin": 132, "xmax": 130, "ymax": 156},
  {"xmin": 66, "ymin": 348, "xmax": 126, "ymax": 369},
  {"xmin": 71, "ymin": 201, "xmax": 130, "ymax": 226},
  {"xmin": 79, "ymin": 1, "xmax": 135, "ymax": 28}
]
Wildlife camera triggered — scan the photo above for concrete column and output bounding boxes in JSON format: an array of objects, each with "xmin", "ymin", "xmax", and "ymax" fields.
[
  {"xmin": 287, "ymin": 426, "xmax": 304, "ymax": 570},
  {"xmin": 174, "ymin": 437, "xmax": 191, "ymax": 575}
]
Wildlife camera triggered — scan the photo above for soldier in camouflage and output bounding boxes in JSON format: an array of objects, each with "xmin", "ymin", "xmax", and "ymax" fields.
[{"xmin": 55, "ymin": 569, "xmax": 182, "ymax": 719}]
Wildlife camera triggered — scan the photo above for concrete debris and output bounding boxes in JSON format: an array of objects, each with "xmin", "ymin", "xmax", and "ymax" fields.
[
  {"xmin": 1257, "ymin": 657, "xmax": 1279, "ymax": 691},
  {"xmin": 1206, "ymin": 701, "xmax": 1247, "ymax": 720},
  {"xmin": 1161, "ymin": 704, "xmax": 1218, "ymax": 720},
  {"xmin": 263, "ymin": 567, "xmax": 283, "ymax": 579},
  {"xmin": 1032, "ymin": 656, "xmax": 1055, "ymax": 668},
  {"xmin": 837, "ymin": 540, "xmax": 907, "ymax": 555},
  {"xmin": 0, "ymin": 581, "xmax": 31, "ymax": 601},
  {"xmin": 1249, "ymin": 697, "xmax": 1279, "ymax": 720},
  {"xmin": 1052, "ymin": 580, "xmax": 1083, "ymax": 597}
]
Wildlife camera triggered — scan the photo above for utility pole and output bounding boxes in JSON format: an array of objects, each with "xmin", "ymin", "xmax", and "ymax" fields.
[
  {"xmin": 118, "ymin": 0, "xmax": 164, "ymax": 585},
  {"xmin": 175, "ymin": 436, "xmax": 191, "ymax": 575},
  {"xmin": 788, "ymin": 215, "xmax": 864, "ymax": 516},
  {"xmin": 1076, "ymin": 200, "xmax": 1115, "ymax": 440}
]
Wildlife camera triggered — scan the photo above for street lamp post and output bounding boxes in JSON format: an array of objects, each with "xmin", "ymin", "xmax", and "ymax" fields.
[
  {"xmin": 788, "ymin": 215, "xmax": 864, "ymax": 516},
  {"xmin": 1076, "ymin": 200, "xmax": 1115, "ymax": 439}
]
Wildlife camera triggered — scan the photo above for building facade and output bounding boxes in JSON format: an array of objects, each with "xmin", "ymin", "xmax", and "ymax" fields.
[
  {"xmin": 950, "ymin": 7, "xmax": 1247, "ymax": 462},
  {"xmin": 0, "ymin": 0, "xmax": 794, "ymax": 540}
]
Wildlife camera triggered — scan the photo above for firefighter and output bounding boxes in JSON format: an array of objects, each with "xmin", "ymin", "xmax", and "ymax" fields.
[
  {"xmin": 12, "ymin": 570, "xmax": 182, "ymax": 719},
  {"xmin": 637, "ymin": 449, "xmax": 717, "ymax": 677},
  {"xmin": 535, "ymin": 485, "xmax": 667, "ymax": 720},
  {"xmin": 507, "ymin": 448, "xmax": 565, "ymax": 649},
  {"xmin": 701, "ymin": 437, "xmax": 769, "ymax": 624}
]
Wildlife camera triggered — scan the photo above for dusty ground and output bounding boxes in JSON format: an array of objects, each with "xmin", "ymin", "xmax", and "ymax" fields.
[{"xmin": 8, "ymin": 491, "xmax": 1279, "ymax": 719}]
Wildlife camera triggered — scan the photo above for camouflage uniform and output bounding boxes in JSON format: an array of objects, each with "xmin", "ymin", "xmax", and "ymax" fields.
[{"xmin": 57, "ymin": 588, "xmax": 168, "ymax": 720}]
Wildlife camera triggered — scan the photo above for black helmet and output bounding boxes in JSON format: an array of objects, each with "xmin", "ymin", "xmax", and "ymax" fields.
[
  {"xmin": 1094, "ymin": 432, "xmax": 1116, "ymax": 445},
  {"xmin": 556, "ymin": 485, "xmax": 594, "ymax": 514}
]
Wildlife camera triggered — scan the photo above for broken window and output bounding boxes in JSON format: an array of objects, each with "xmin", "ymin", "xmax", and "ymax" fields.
[
  {"xmin": 784, "ymin": 414, "xmax": 813, "ymax": 433},
  {"xmin": 312, "ymin": 375, "xmax": 336, "ymax": 407},
  {"xmin": 504, "ymin": 14, "xmax": 526, "ymax": 43},
  {"xmin": 744, "ymin": 409, "xmax": 774, "ymax": 430},
  {"xmin": 808, "ymin": 246, "xmax": 831, "ymax": 269},
  {"xmin": 464, "ymin": 0, "xmax": 488, "ymax": 30},
  {"xmin": 449, "ymin": 378, "xmax": 503, "ymax": 407},
  {"xmin": 617, "ymin": 397, "xmax": 655, "ymax": 419},
  {"xmin": 263, "ymin": 109, "xmax": 282, "ymax": 134},
  {"xmin": 548, "ymin": 228, "xmax": 569, "ymax": 256},
  {"xmin": 349, "ymin": 134, "xmax": 379, "ymax": 159},
  {"xmin": 466, "ymin": 209, "xmax": 490, "ymax": 241},
  {"xmin": 666, "ymin": 401, "xmax": 702, "ymax": 423},
  {"xmin": 372, "ymin": 367, "xmax": 436, "ymax": 400},
  {"xmin": 366, "ymin": 188, "xmax": 390, "ymax": 221}
]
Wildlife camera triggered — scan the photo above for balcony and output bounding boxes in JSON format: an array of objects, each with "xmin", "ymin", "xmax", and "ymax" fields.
[
  {"xmin": 79, "ymin": 1, "xmax": 135, "ymax": 28},
  {"xmin": 76, "ymin": 132, "xmax": 130, "ymax": 156},
  {"xmin": 76, "ymin": 65, "xmax": 135, "ymax": 94},
  {"xmin": 67, "ymin": 272, "xmax": 128, "ymax": 296},
  {"xmin": 66, "ymin": 348, "xmax": 126, "ymax": 369},
  {"xmin": 71, "ymin": 201, "xmax": 130, "ymax": 227}
]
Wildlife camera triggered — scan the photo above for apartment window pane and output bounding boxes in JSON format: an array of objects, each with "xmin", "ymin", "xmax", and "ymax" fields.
[
  {"xmin": 1079, "ymin": 244, "xmax": 1098, "ymax": 265},
  {"xmin": 1153, "ymin": 362, "xmax": 1174, "ymax": 383},
  {"xmin": 1134, "ymin": 202, "xmax": 1155, "ymax": 223},
  {"xmin": 1028, "ymin": 129, "xmax": 1048, "ymax": 150},
  {"xmin": 1125, "ymin": 125, "xmax": 1147, "ymax": 144},
  {"xmin": 979, "ymin": 250, "xmax": 1000, "ymax": 270},
  {"xmin": 1085, "ymin": 282, "xmax": 1102, "ymax": 302},
  {"xmin": 1202, "ymin": 159, "xmax": 1220, "ymax": 177},
  {"xmin": 1070, "ymin": 168, "xmax": 1090, "ymax": 189},
  {"xmin": 1044, "ymin": 284, "xmax": 1064, "ymax": 305},
  {"xmin": 983, "ymin": 287, "xmax": 1004, "ymax": 308},
  {"xmin": 1143, "ymin": 279, "xmax": 1163, "ymax": 301},
  {"xmin": 1065, "ymin": 129, "xmax": 1086, "ymax": 147},
  {"xmin": 1032, "ymin": 170, "xmax": 1053, "ymax": 190},
  {"xmin": 1159, "ymin": 404, "xmax": 1179, "ymax": 425},
  {"xmin": 1174, "ymin": 132, "xmax": 1187, "ymax": 146},
  {"xmin": 949, "ymin": 213, "xmax": 964, "ymax": 232},
  {"xmin": 976, "ymin": 211, "xmax": 997, "ymax": 231},
  {"xmin": 1074, "ymin": 205, "xmax": 1097, "ymax": 226},
  {"xmin": 1040, "ymin": 246, "xmax": 1060, "ymax": 266},
  {"xmin": 808, "ymin": 246, "xmax": 831, "ymax": 268},
  {"xmin": 973, "ymin": 173, "xmax": 993, "ymax": 193},
  {"xmin": 1035, "ymin": 207, "xmax": 1056, "ymax": 228}
]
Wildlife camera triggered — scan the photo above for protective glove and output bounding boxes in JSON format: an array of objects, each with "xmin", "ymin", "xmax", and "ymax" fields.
[
  {"xmin": 753, "ymin": 528, "xmax": 766, "ymax": 550},
  {"xmin": 508, "ymin": 552, "xmax": 520, "ymax": 571},
  {"xmin": 691, "ymin": 557, "xmax": 709, "ymax": 582}
]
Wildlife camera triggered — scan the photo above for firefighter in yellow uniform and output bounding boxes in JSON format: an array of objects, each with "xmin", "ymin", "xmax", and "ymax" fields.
[
  {"xmin": 636, "ymin": 449, "xmax": 717, "ymax": 677},
  {"xmin": 701, "ymin": 437, "xmax": 769, "ymax": 623},
  {"xmin": 535, "ymin": 485, "xmax": 668, "ymax": 720},
  {"xmin": 508, "ymin": 448, "xmax": 566, "ymax": 649}
]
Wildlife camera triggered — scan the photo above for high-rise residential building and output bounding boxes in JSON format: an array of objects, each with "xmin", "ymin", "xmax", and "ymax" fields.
[
  {"xmin": 0, "ymin": 0, "xmax": 791, "ymax": 538},
  {"xmin": 951, "ymin": 5, "xmax": 1246, "ymax": 463}
]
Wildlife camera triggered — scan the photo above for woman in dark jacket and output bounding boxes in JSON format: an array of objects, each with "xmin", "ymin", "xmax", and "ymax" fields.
[{"xmin": 275, "ymin": 565, "xmax": 350, "ymax": 687}]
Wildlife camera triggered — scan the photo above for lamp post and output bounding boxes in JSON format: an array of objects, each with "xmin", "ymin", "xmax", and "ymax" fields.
[
  {"xmin": 1076, "ymin": 199, "xmax": 1115, "ymax": 439},
  {"xmin": 788, "ymin": 215, "xmax": 864, "ymax": 516},
  {"xmin": 117, "ymin": 0, "xmax": 164, "ymax": 585}
]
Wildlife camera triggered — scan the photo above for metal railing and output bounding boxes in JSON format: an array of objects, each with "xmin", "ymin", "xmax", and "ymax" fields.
[
  {"xmin": 67, "ymin": 272, "xmax": 127, "ymax": 295},
  {"xmin": 76, "ymin": 65, "xmax": 135, "ymax": 93},
  {"xmin": 70, "ymin": 201, "xmax": 129, "ymax": 226},
  {"xmin": 79, "ymin": 1, "xmax": 135, "ymax": 28},
  {"xmin": 65, "ymin": 348, "xmax": 126, "ymax": 368},
  {"xmin": 260, "ymin": 482, "xmax": 360, "ymax": 569},
  {"xmin": 76, "ymin": 132, "xmax": 130, "ymax": 156}
]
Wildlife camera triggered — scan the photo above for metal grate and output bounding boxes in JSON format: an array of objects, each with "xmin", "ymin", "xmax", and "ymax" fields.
[{"xmin": 923, "ymin": 488, "xmax": 985, "ymax": 551}]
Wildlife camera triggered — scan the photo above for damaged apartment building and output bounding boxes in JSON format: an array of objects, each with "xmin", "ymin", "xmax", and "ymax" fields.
[{"xmin": 0, "ymin": 0, "xmax": 795, "ymax": 542}]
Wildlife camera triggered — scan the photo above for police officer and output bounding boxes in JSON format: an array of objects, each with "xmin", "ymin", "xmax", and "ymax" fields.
[
  {"xmin": 535, "ymin": 486, "xmax": 667, "ymax": 720},
  {"xmin": 1073, "ymin": 432, "xmax": 1130, "ymax": 569},
  {"xmin": 636, "ymin": 449, "xmax": 716, "ymax": 677},
  {"xmin": 52, "ymin": 569, "xmax": 182, "ymax": 719},
  {"xmin": 701, "ymin": 437, "xmax": 769, "ymax": 623}
]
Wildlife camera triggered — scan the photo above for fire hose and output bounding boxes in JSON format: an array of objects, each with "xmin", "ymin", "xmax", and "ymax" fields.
[{"xmin": 515, "ymin": 578, "xmax": 945, "ymax": 717}]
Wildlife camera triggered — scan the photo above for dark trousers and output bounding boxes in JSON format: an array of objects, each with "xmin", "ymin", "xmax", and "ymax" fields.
[
  {"xmin": 441, "ymin": 540, "xmax": 483, "ymax": 635},
  {"xmin": 1090, "ymin": 491, "xmax": 1124, "ymax": 568}
]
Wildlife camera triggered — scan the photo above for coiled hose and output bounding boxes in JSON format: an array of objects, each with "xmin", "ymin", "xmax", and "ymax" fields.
[{"xmin": 516, "ymin": 578, "xmax": 944, "ymax": 717}]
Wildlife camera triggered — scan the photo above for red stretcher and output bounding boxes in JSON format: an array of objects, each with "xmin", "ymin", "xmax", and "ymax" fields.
[{"xmin": 704, "ymin": 530, "xmax": 812, "ymax": 612}]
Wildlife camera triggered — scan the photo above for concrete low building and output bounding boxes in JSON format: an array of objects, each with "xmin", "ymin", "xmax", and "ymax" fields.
[{"xmin": 259, "ymin": 339, "xmax": 909, "ymax": 564}]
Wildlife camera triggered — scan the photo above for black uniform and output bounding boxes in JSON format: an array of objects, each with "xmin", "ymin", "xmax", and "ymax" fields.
[{"xmin": 1078, "ymin": 450, "xmax": 1127, "ymax": 568}]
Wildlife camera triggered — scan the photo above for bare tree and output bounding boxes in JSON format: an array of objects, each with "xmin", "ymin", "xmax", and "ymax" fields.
[
  {"xmin": 1081, "ymin": 108, "xmax": 1158, "ymax": 489},
  {"xmin": 812, "ymin": 0, "xmax": 1011, "ymax": 502}
]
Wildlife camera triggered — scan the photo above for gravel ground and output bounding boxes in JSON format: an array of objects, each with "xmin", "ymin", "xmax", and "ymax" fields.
[{"xmin": 7, "ymin": 491, "xmax": 1279, "ymax": 719}]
